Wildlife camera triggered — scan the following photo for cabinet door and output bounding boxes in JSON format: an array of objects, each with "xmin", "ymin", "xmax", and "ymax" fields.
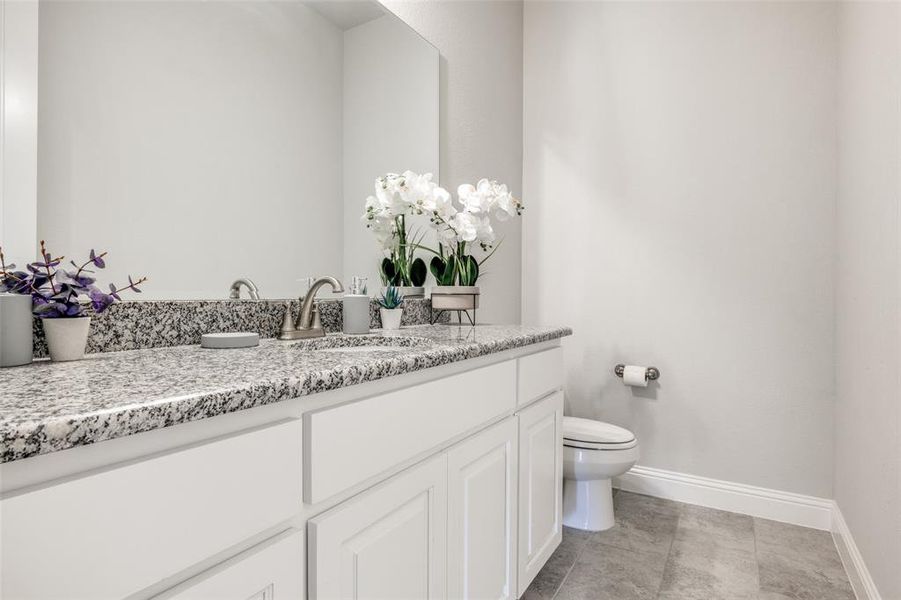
[
  {"xmin": 447, "ymin": 418, "xmax": 517, "ymax": 600},
  {"xmin": 160, "ymin": 529, "xmax": 303, "ymax": 600},
  {"xmin": 516, "ymin": 391, "xmax": 563, "ymax": 596},
  {"xmin": 308, "ymin": 454, "xmax": 447, "ymax": 600}
]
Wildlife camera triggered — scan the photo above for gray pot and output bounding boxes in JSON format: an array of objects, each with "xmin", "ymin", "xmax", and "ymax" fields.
[{"xmin": 0, "ymin": 293, "xmax": 33, "ymax": 367}]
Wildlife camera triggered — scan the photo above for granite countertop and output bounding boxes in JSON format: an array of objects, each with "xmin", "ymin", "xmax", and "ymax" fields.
[{"xmin": 0, "ymin": 324, "xmax": 571, "ymax": 463}]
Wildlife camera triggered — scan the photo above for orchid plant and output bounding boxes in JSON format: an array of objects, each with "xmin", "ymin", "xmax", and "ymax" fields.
[
  {"xmin": 363, "ymin": 171, "xmax": 442, "ymax": 288},
  {"xmin": 363, "ymin": 172, "xmax": 523, "ymax": 287},
  {"xmin": 425, "ymin": 178, "xmax": 524, "ymax": 286},
  {"xmin": 0, "ymin": 241, "xmax": 147, "ymax": 318}
]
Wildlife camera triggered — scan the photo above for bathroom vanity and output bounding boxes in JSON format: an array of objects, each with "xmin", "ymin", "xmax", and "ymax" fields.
[{"xmin": 0, "ymin": 325, "xmax": 571, "ymax": 599}]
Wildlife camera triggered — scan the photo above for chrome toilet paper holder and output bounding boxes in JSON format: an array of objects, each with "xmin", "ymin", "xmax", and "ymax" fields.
[{"xmin": 614, "ymin": 364, "xmax": 660, "ymax": 381}]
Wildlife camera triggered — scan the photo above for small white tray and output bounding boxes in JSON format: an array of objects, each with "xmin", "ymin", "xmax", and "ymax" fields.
[{"xmin": 201, "ymin": 332, "xmax": 260, "ymax": 349}]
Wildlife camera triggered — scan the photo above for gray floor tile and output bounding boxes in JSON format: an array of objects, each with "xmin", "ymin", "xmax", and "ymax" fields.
[
  {"xmin": 657, "ymin": 503, "xmax": 759, "ymax": 599},
  {"xmin": 522, "ymin": 527, "xmax": 592, "ymax": 600},
  {"xmin": 754, "ymin": 518, "xmax": 854, "ymax": 600},
  {"xmin": 554, "ymin": 543, "xmax": 668, "ymax": 600},
  {"xmin": 525, "ymin": 494, "xmax": 856, "ymax": 600},
  {"xmin": 589, "ymin": 491, "xmax": 681, "ymax": 557},
  {"xmin": 756, "ymin": 550, "xmax": 855, "ymax": 600},
  {"xmin": 657, "ymin": 533, "xmax": 759, "ymax": 600},
  {"xmin": 753, "ymin": 518, "xmax": 845, "ymax": 572},
  {"xmin": 677, "ymin": 504, "xmax": 756, "ymax": 553}
]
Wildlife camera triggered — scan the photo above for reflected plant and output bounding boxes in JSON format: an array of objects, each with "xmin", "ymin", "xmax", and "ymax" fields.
[
  {"xmin": 0, "ymin": 241, "xmax": 147, "ymax": 318},
  {"xmin": 363, "ymin": 171, "xmax": 436, "ymax": 287}
]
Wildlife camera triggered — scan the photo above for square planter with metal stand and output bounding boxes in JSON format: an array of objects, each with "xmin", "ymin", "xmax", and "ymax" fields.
[{"xmin": 430, "ymin": 286, "xmax": 479, "ymax": 325}]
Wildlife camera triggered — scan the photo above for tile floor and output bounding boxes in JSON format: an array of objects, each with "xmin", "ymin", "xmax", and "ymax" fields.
[{"xmin": 524, "ymin": 490, "xmax": 855, "ymax": 600}]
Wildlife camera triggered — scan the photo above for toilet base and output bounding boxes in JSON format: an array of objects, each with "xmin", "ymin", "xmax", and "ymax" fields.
[{"xmin": 562, "ymin": 477, "xmax": 615, "ymax": 531}]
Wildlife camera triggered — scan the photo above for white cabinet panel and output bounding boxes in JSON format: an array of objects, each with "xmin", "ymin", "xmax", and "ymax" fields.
[
  {"xmin": 305, "ymin": 360, "xmax": 515, "ymax": 504},
  {"xmin": 159, "ymin": 529, "xmax": 303, "ymax": 600},
  {"xmin": 1, "ymin": 420, "xmax": 303, "ymax": 600},
  {"xmin": 447, "ymin": 418, "xmax": 517, "ymax": 600},
  {"xmin": 308, "ymin": 454, "xmax": 448, "ymax": 600},
  {"xmin": 517, "ymin": 347, "xmax": 563, "ymax": 408},
  {"xmin": 516, "ymin": 392, "xmax": 563, "ymax": 596}
]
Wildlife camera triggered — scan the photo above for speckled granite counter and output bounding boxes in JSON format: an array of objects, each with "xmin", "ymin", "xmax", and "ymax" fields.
[{"xmin": 0, "ymin": 324, "xmax": 571, "ymax": 463}]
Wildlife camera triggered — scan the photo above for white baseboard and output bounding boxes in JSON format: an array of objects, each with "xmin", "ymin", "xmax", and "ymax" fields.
[
  {"xmin": 831, "ymin": 503, "xmax": 882, "ymax": 600},
  {"xmin": 614, "ymin": 465, "xmax": 834, "ymax": 530}
]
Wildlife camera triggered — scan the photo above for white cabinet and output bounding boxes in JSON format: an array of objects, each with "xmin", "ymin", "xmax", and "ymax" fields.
[
  {"xmin": 1, "ymin": 419, "xmax": 303, "ymax": 600},
  {"xmin": 3, "ymin": 345, "xmax": 567, "ymax": 600},
  {"xmin": 516, "ymin": 391, "xmax": 564, "ymax": 596},
  {"xmin": 308, "ymin": 454, "xmax": 448, "ymax": 600},
  {"xmin": 447, "ymin": 418, "xmax": 517, "ymax": 600},
  {"xmin": 158, "ymin": 529, "xmax": 304, "ymax": 600}
]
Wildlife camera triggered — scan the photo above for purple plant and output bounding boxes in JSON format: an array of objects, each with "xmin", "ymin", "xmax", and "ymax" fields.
[{"xmin": 0, "ymin": 241, "xmax": 147, "ymax": 318}]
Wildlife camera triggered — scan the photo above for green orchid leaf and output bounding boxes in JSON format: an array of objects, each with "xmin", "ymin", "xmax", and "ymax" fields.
[
  {"xmin": 458, "ymin": 255, "xmax": 479, "ymax": 286},
  {"xmin": 380, "ymin": 257, "xmax": 399, "ymax": 286},
  {"xmin": 410, "ymin": 257, "xmax": 427, "ymax": 287},
  {"xmin": 430, "ymin": 256, "xmax": 455, "ymax": 285}
]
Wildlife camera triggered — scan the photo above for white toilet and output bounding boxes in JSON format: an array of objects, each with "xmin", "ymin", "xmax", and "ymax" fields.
[{"xmin": 562, "ymin": 416, "xmax": 640, "ymax": 532}]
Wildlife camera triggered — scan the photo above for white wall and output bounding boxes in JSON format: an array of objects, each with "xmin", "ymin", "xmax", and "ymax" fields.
[
  {"xmin": 523, "ymin": 1, "xmax": 838, "ymax": 497},
  {"xmin": 834, "ymin": 1, "xmax": 901, "ymax": 596},
  {"xmin": 343, "ymin": 14, "xmax": 439, "ymax": 290},
  {"xmin": 381, "ymin": 0, "xmax": 523, "ymax": 324},
  {"xmin": 37, "ymin": 1, "xmax": 344, "ymax": 299}
]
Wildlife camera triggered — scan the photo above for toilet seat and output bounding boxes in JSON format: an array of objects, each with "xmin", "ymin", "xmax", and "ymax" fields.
[{"xmin": 563, "ymin": 416, "xmax": 637, "ymax": 450}]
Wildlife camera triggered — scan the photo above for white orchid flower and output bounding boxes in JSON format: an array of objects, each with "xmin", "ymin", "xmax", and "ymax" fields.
[
  {"xmin": 458, "ymin": 179, "xmax": 494, "ymax": 214},
  {"xmin": 449, "ymin": 212, "xmax": 481, "ymax": 243},
  {"xmin": 475, "ymin": 216, "xmax": 496, "ymax": 245}
]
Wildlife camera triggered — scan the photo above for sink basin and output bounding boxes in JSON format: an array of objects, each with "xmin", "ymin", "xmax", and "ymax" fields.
[{"xmin": 292, "ymin": 335, "xmax": 434, "ymax": 354}]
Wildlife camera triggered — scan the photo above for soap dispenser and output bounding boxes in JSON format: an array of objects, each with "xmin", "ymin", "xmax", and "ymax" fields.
[{"xmin": 343, "ymin": 276, "xmax": 370, "ymax": 335}]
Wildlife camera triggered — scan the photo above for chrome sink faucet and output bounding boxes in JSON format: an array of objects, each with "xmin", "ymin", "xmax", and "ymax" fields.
[
  {"xmin": 278, "ymin": 276, "xmax": 344, "ymax": 340},
  {"xmin": 228, "ymin": 278, "xmax": 260, "ymax": 300}
]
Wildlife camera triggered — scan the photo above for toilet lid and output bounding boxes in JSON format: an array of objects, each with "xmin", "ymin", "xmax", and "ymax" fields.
[{"xmin": 563, "ymin": 416, "xmax": 635, "ymax": 445}]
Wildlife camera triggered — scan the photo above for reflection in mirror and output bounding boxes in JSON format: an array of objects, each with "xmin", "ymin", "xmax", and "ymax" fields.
[{"xmin": 35, "ymin": 0, "xmax": 438, "ymax": 299}]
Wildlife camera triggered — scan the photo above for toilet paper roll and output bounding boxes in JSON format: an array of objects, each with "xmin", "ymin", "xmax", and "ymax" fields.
[{"xmin": 622, "ymin": 365, "xmax": 648, "ymax": 388}]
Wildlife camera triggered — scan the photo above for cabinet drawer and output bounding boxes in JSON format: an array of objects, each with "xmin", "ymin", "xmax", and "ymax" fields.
[
  {"xmin": 1, "ymin": 419, "xmax": 303, "ymax": 600},
  {"xmin": 304, "ymin": 360, "xmax": 515, "ymax": 504},
  {"xmin": 159, "ymin": 529, "xmax": 304, "ymax": 600},
  {"xmin": 517, "ymin": 347, "xmax": 563, "ymax": 407}
]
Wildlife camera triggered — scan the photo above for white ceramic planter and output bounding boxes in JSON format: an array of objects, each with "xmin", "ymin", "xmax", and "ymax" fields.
[
  {"xmin": 430, "ymin": 286, "xmax": 480, "ymax": 311},
  {"xmin": 379, "ymin": 308, "xmax": 403, "ymax": 331},
  {"xmin": 42, "ymin": 316, "xmax": 91, "ymax": 362}
]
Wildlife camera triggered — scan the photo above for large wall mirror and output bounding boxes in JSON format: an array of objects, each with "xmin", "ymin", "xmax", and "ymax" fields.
[{"xmin": 18, "ymin": 0, "xmax": 438, "ymax": 299}]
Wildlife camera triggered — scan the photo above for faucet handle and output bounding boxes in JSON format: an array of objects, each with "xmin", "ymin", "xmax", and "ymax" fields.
[
  {"xmin": 311, "ymin": 305, "xmax": 322, "ymax": 331},
  {"xmin": 278, "ymin": 301, "xmax": 296, "ymax": 339},
  {"xmin": 294, "ymin": 297, "xmax": 304, "ymax": 329}
]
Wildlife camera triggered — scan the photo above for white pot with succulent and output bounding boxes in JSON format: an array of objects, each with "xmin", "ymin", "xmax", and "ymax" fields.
[
  {"xmin": 0, "ymin": 241, "xmax": 146, "ymax": 362},
  {"xmin": 377, "ymin": 286, "xmax": 404, "ymax": 331}
]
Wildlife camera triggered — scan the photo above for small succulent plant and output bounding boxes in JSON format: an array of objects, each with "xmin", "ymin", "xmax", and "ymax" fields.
[
  {"xmin": 0, "ymin": 241, "xmax": 146, "ymax": 318},
  {"xmin": 377, "ymin": 285, "xmax": 404, "ymax": 310}
]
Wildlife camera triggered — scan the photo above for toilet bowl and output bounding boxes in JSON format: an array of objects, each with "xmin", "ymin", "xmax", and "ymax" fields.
[{"xmin": 562, "ymin": 416, "xmax": 639, "ymax": 532}]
